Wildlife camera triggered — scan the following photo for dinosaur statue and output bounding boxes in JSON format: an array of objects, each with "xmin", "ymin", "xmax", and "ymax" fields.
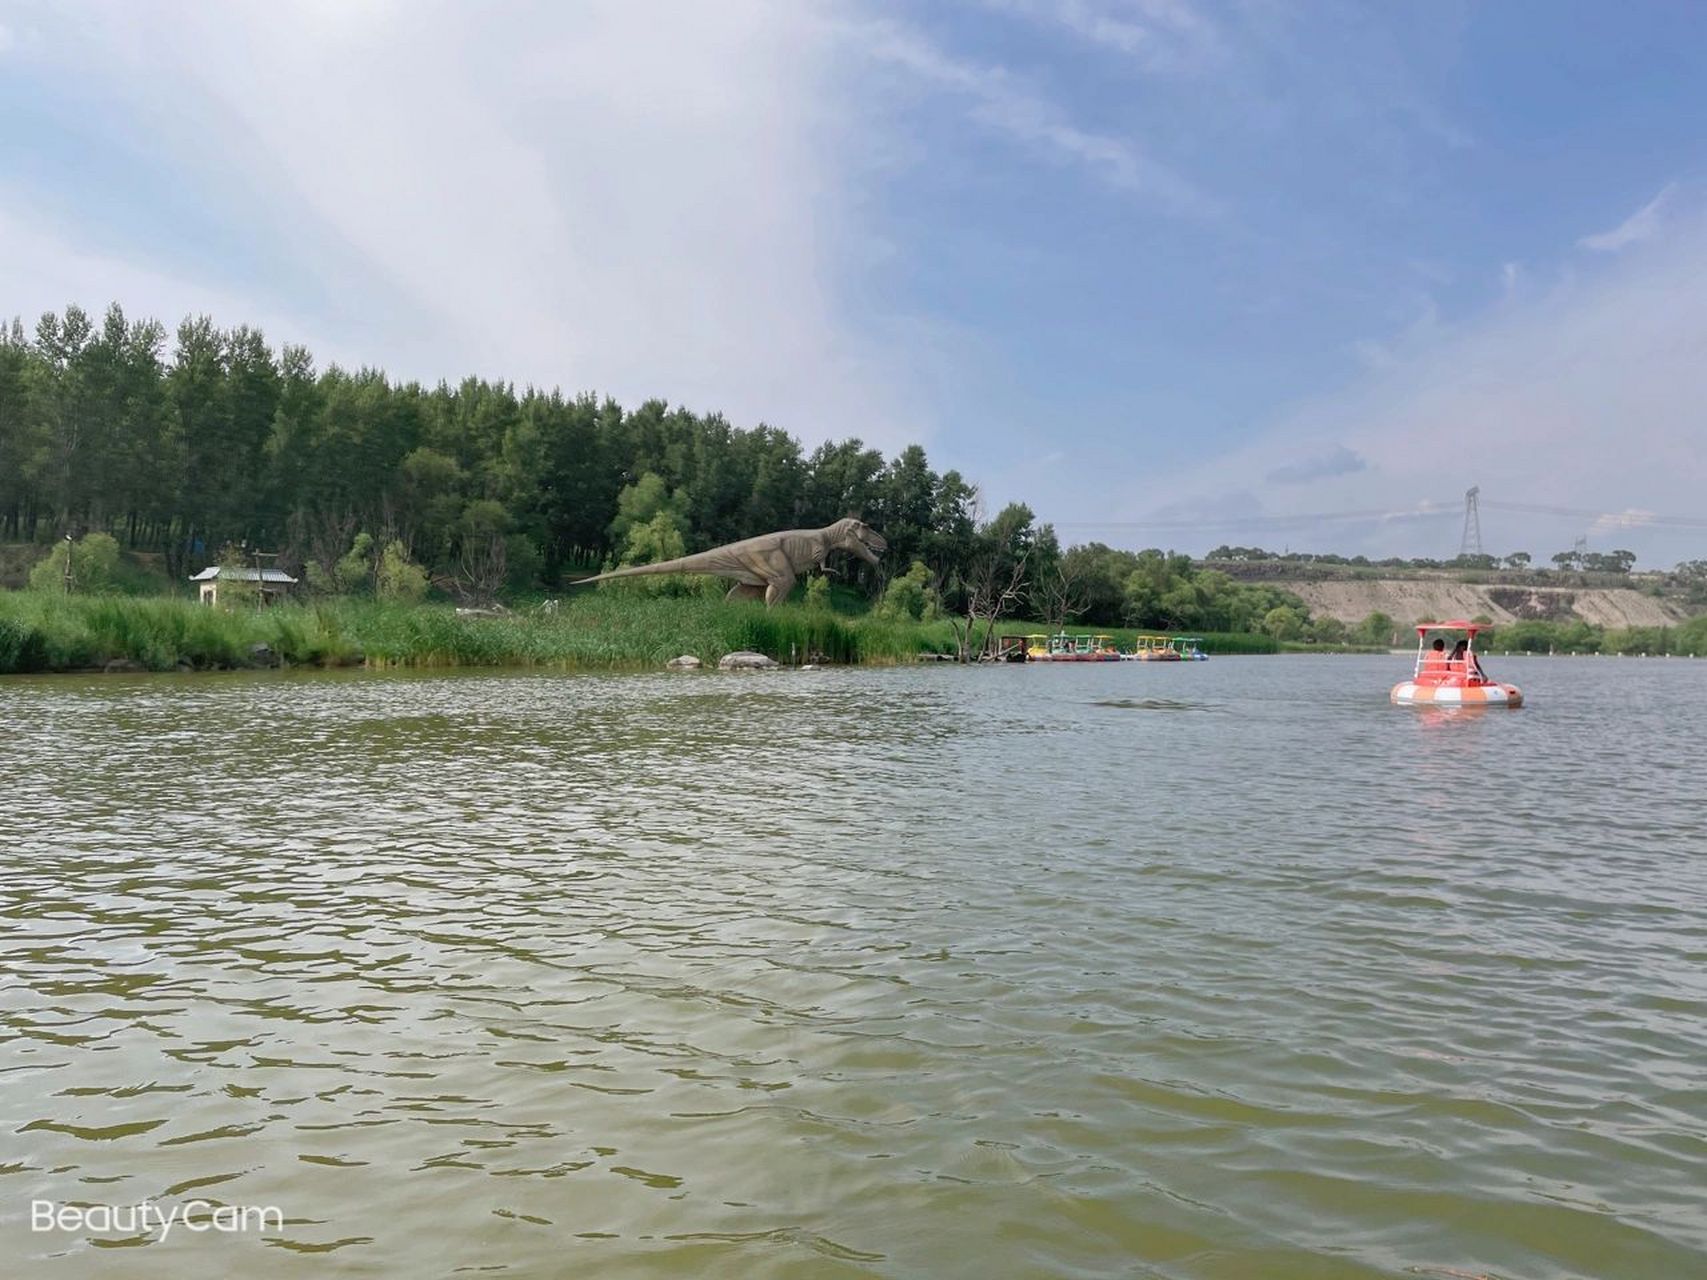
[{"xmin": 572, "ymin": 518, "xmax": 887, "ymax": 607}]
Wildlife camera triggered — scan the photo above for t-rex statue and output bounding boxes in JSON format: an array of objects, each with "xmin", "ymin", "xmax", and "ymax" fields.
[{"xmin": 572, "ymin": 518, "xmax": 887, "ymax": 607}]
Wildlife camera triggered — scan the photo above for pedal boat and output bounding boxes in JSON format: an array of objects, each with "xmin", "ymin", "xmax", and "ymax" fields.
[
  {"xmin": 1128, "ymin": 635, "xmax": 1182, "ymax": 661},
  {"xmin": 1391, "ymin": 621, "xmax": 1522, "ymax": 708},
  {"xmin": 1027, "ymin": 632, "xmax": 1122, "ymax": 662}
]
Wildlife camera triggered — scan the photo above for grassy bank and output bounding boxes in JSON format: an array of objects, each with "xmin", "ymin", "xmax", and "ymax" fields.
[
  {"xmin": 0, "ymin": 591, "xmax": 968, "ymax": 674},
  {"xmin": 0, "ymin": 590, "xmax": 1297, "ymax": 674}
]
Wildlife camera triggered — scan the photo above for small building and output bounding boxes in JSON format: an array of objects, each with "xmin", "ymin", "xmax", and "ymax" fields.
[{"xmin": 189, "ymin": 565, "xmax": 298, "ymax": 606}]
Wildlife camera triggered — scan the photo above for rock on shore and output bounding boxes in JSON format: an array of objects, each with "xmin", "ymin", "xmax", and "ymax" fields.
[{"xmin": 717, "ymin": 651, "xmax": 778, "ymax": 670}]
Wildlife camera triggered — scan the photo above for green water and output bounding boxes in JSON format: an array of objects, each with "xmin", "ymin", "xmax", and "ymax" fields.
[{"xmin": 2, "ymin": 656, "xmax": 1704, "ymax": 1278}]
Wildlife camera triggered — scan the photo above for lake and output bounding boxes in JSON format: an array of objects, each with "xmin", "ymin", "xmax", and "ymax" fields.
[{"xmin": 2, "ymin": 656, "xmax": 1704, "ymax": 1278}]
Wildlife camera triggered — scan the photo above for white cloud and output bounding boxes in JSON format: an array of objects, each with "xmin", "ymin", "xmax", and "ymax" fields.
[
  {"xmin": 1116, "ymin": 207, "xmax": 1707, "ymax": 563},
  {"xmin": 0, "ymin": 1, "xmax": 931, "ymax": 450},
  {"xmin": 1266, "ymin": 444, "xmax": 1367, "ymax": 485},
  {"xmin": 850, "ymin": 18, "xmax": 1216, "ymax": 217},
  {"xmin": 1588, "ymin": 508, "xmax": 1655, "ymax": 538},
  {"xmin": 1578, "ymin": 183, "xmax": 1676, "ymax": 253},
  {"xmin": 986, "ymin": 0, "xmax": 1224, "ymax": 74},
  {"xmin": 0, "ymin": 206, "xmax": 335, "ymax": 360}
]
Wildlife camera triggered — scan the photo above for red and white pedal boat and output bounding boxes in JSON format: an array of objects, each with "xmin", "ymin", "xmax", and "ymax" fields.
[{"xmin": 1391, "ymin": 621, "xmax": 1523, "ymax": 708}]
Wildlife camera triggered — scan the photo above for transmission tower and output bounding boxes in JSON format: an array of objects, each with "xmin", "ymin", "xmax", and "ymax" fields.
[{"xmin": 1458, "ymin": 486, "xmax": 1483, "ymax": 558}]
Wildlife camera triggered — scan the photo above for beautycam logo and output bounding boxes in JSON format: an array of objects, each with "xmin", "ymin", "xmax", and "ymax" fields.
[{"xmin": 31, "ymin": 1200, "xmax": 283, "ymax": 1242}]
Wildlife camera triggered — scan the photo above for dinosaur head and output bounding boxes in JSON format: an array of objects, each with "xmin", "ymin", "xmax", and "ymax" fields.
[{"xmin": 833, "ymin": 518, "xmax": 886, "ymax": 565}]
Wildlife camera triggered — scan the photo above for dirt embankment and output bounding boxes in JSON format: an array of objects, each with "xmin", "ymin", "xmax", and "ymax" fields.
[{"xmin": 1279, "ymin": 577, "xmax": 1687, "ymax": 628}]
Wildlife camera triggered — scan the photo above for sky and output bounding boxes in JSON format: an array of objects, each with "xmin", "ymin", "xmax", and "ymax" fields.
[{"xmin": 2, "ymin": 0, "xmax": 1705, "ymax": 564}]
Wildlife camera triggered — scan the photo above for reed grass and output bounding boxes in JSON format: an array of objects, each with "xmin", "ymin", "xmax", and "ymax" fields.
[
  {"xmin": 0, "ymin": 591, "xmax": 961, "ymax": 674},
  {"xmin": 0, "ymin": 589, "xmax": 1322, "ymax": 676}
]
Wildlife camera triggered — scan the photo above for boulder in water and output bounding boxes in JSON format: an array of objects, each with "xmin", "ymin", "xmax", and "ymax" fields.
[{"xmin": 718, "ymin": 650, "xmax": 778, "ymax": 670}]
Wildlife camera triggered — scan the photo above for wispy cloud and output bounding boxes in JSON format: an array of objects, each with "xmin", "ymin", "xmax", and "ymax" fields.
[
  {"xmin": 986, "ymin": 0, "xmax": 1223, "ymax": 74},
  {"xmin": 1266, "ymin": 444, "xmax": 1367, "ymax": 485},
  {"xmin": 0, "ymin": 1, "xmax": 932, "ymax": 450},
  {"xmin": 1116, "ymin": 207, "xmax": 1707, "ymax": 562},
  {"xmin": 1579, "ymin": 183, "xmax": 1676, "ymax": 252},
  {"xmin": 1588, "ymin": 508, "xmax": 1655, "ymax": 537},
  {"xmin": 851, "ymin": 19, "xmax": 1216, "ymax": 216}
]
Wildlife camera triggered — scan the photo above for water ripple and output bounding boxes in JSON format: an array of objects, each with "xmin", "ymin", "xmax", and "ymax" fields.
[{"xmin": 1, "ymin": 658, "xmax": 1704, "ymax": 1277}]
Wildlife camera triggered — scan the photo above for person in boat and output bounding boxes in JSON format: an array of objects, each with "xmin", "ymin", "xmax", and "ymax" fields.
[
  {"xmin": 1448, "ymin": 639, "xmax": 1475, "ymax": 675},
  {"xmin": 1420, "ymin": 638, "xmax": 1449, "ymax": 672}
]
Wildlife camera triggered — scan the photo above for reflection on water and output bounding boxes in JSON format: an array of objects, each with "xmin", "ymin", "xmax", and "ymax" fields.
[{"xmin": 2, "ymin": 657, "xmax": 1705, "ymax": 1278}]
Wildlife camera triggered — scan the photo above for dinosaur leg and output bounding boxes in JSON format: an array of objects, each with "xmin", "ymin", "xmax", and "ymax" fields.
[
  {"xmin": 725, "ymin": 582, "xmax": 765, "ymax": 602},
  {"xmin": 763, "ymin": 569, "xmax": 797, "ymax": 608}
]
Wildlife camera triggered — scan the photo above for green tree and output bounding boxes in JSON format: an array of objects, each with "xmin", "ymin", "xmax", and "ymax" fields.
[
  {"xmin": 377, "ymin": 539, "xmax": 430, "ymax": 602},
  {"xmin": 875, "ymin": 560, "xmax": 940, "ymax": 621},
  {"xmin": 620, "ymin": 511, "xmax": 687, "ymax": 567},
  {"xmin": 212, "ymin": 542, "xmax": 259, "ymax": 608},
  {"xmin": 335, "ymin": 531, "xmax": 376, "ymax": 594},
  {"xmin": 28, "ymin": 532, "xmax": 123, "ymax": 594},
  {"xmin": 1308, "ymin": 616, "xmax": 1347, "ymax": 644},
  {"xmin": 1262, "ymin": 605, "xmax": 1305, "ymax": 641},
  {"xmin": 1352, "ymin": 611, "xmax": 1396, "ymax": 646}
]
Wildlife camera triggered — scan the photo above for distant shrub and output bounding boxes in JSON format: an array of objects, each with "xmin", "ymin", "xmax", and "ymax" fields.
[
  {"xmin": 875, "ymin": 560, "xmax": 940, "ymax": 622},
  {"xmin": 377, "ymin": 540, "xmax": 429, "ymax": 603},
  {"xmin": 28, "ymin": 533, "xmax": 122, "ymax": 594}
]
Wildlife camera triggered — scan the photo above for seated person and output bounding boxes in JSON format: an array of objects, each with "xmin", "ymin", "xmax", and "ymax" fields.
[
  {"xmin": 1420, "ymin": 637, "xmax": 1449, "ymax": 672},
  {"xmin": 1448, "ymin": 639, "xmax": 1470, "ymax": 674}
]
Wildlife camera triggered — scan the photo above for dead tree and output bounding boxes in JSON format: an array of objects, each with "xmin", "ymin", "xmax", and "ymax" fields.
[
  {"xmin": 947, "ymin": 544, "xmax": 1032, "ymax": 662},
  {"xmin": 1033, "ymin": 556, "xmax": 1090, "ymax": 631}
]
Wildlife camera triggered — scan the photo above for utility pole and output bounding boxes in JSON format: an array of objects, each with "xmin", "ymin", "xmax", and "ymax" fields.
[
  {"xmin": 62, "ymin": 533, "xmax": 74, "ymax": 596},
  {"xmin": 1459, "ymin": 486, "xmax": 1483, "ymax": 559},
  {"xmin": 252, "ymin": 546, "xmax": 277, "ymax": 608}
]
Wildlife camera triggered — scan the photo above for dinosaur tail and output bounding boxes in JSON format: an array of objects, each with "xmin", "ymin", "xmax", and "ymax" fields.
[{"xmin": 570, "ymin": 555, "xmax": 702, "ymax": 587}]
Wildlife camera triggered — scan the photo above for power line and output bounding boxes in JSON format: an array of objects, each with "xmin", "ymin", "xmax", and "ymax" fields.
[
  {"xmin": 1477, "ymin": 500, "xmax": 1707, "ymax": 530},
  {"xmin": 1049, "ymin": 497, "xmax": 1706, "ymax": 535},
  {"xmin": 1051, "ymin": 505, "xmax": 1458, "ymax": 533}
]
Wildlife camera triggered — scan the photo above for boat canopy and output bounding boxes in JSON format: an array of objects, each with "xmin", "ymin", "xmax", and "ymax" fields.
[{"xmin": 1414, "ymin": 620, "xmax": 1486, "ymax": 636}]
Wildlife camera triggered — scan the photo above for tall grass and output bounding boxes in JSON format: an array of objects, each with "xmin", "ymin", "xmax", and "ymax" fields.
[
  {"xmin": 0, "ymin": 590, "xmax": 1320, "ymax": 675},
  {"xmin": 0, "ymin": 592, "xmax": 362, "ymax": 673},
  {"xmin": 0, "ymin": 591, "xmax": 961, "ymax": 674}
]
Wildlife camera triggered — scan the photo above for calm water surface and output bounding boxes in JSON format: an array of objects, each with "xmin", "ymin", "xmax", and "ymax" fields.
[{"xmin": 2, "ymin": 656, "xmax": 1704, "ymax": 1278}]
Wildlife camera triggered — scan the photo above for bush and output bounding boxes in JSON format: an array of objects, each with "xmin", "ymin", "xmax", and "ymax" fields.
[
  {"xmin": 1262, "ymin": 605, "xmax": 1305, "ymax": 641},
  {"xmin": 377, "ymin": 540, "xmax": 429, "ymax": 602},
  {"xmin": 27, "ymin": 533, "xmax": 122, "ymax": 594},
  {"xmin": 875, "ymin": 560, "xmax": 940, "ymax": 622},
  {"xmin": 1351, "ymin": 611, "xmax": 1396, "ymax": 647}
]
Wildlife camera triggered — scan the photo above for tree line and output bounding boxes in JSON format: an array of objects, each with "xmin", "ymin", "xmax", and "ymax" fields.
[
  {"xmin": 1207, "ymin": 544, "xmax": 1698, "ymax": 579},
  {"xmin": 1, "ymin": 303, "xmax": 1310, "ymax": 638}
]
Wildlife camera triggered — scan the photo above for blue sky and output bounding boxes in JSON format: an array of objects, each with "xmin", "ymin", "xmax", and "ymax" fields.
[{"xmin": 2, "ymin": 1, "xmax": 1705, "ymax": 563}]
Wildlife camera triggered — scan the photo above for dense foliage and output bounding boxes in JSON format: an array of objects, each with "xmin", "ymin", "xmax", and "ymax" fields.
[
  {"xmin": 0, "ymin": 304, "xmax": 984, "ymax": 597},
  {"xmin": 1, "ymin": 303, "xmax": 1315, "ymax": 638}
]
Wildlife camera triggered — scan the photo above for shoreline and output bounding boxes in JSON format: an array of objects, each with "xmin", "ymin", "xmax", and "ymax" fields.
[{"xmin": 7, "ymin": 590, "xmax": 1699, "ymax": 677}]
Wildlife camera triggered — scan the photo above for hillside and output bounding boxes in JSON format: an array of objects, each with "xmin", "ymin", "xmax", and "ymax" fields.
[{"xmin": 1245, "ymin": 575, "xmax": 1686, "ymax": 628}]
